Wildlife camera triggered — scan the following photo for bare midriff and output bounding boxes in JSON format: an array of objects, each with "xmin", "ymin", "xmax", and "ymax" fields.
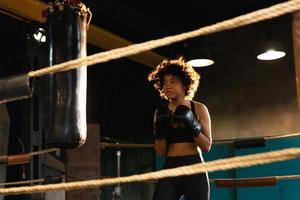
[{"xmin": 166, "ymin": 142, "xmax": 199, "ymax": 157}]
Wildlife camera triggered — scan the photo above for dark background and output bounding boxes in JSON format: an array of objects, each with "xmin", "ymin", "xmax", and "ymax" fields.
[{"xmin": 81, "ymin": 0, "xmax": 300, "ymax": 140}]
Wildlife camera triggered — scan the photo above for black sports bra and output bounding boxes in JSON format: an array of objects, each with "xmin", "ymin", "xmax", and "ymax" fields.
[{"xmin": 166, "ymin": 101, "xmax": 197, "ymax": 144}]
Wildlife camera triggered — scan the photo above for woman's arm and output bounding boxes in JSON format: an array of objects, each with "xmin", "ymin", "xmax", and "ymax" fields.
[
  {"xmin": 193, "ymin": 103, "xmax": 212, "ymax": 152},
  {"xmin": 153, "ymin": 110, "xmax": 168, "ymax": 156},
  {"xmin": 154, "ymin": 139, "xmax": 168, "ymax": 156}
]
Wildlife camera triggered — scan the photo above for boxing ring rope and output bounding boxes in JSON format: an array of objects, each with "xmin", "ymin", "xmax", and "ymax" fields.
[
  {"xmin": 0, "ymin": 129, "xmax": 297, "ymax": 165},
  {"xmin": 1, "ymin": 173, "xmax": 300, "ymax": 188},
  {"xmin": 28, "ymin": 148, "xmax": 59, "ymax": 156},
  {"xmin": 0, "ymin": 147, "xmax": 300, "ymax": 195},
  {"xmin": 0, "ymin": 176, "xmax": 65, "ymax": 187},
  {"xmin": 0, "ymin": 179, "xmax": 46, "ymax": 187},
  {"xmin": 214, "ymin": 132, "xmax": 300, "ymax": 144},
  {"xmin": 100, "ymin": 142, "xmax": 153, "ymax": 149},
  {"xmin": 0, "ymin": 148, "xmax": 59, "ymax": 165},
  {"xmin": 212, "ymin": 175, "xmax": 300, "ymax": 188},
  {"xmin": 100, "ymin": 131, "xmax": 300, "ymax": 148},
  {"xmin": 0, "ymin": 131, "xmax": 295, "ymax": 165},
  {"xmin": 26, "ymin": 0, "xmax": 300, "ymax": 78}
]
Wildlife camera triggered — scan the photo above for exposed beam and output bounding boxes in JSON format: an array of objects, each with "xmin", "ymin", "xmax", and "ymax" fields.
[
  {"xmin": 88, "ymin": 24, "xmax": 164, "ymax": 67},
  {"xmin": 0, "ymin": 0, "xmax": 46, "ymax": 22},
  {"xmin": 0, "ymin": 0, "xmax": 165, "ymax": 68},
  {"xmin": 86, "ymin": 0, "xmax": 168, "ymax": 39}
]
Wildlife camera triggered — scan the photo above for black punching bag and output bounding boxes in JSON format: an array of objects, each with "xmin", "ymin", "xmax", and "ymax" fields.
[{"xmin": 41, "ymin": 3, "xmax": 88, "ymax": 148}]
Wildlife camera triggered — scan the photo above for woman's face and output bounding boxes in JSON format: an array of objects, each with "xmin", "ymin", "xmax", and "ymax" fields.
[{"xmin": 162, "ymin": 74, "xmax": 186, "ymax": 100}]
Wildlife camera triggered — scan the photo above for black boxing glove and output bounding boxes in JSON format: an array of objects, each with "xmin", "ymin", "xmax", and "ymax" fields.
[
  {"xmin": 172, "ymin": 105, "xmax": 202, "ymax": 137},
  {"xmin": 154, "ymin": 105, "xmax": 170, "ymax": 139}
]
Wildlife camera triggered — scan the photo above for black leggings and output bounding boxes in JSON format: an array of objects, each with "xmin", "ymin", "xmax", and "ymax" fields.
[{"xmin": 152, "ymin": 155, "xmax": 210, "ymax": 200}]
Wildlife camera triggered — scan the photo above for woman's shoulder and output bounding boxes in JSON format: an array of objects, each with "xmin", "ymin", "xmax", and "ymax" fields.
[
  {"xmin": 192, "ymin": 100, "xmax": 207, "ymax": 108},
  {"xmin": 192, "ymin": 100, "xmax": 209, "ymax": 113}
]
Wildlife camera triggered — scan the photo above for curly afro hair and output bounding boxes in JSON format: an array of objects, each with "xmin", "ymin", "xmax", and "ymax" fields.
[{"xmin": 148, "ymin": 57, "xmax": 200, "ymax": 100}]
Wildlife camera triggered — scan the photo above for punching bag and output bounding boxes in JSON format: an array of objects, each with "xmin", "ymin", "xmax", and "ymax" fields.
[{"xmin": 41, "ymin": 3, "xmax": 89, "ymax": 148}]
